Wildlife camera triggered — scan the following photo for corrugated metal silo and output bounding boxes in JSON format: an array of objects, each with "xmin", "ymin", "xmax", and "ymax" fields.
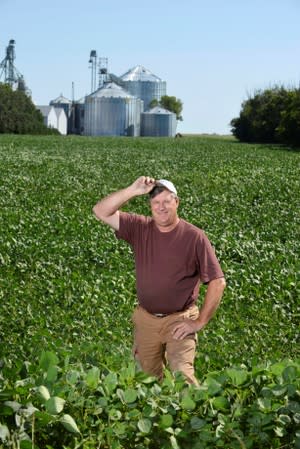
[
  {"xmin": 141, "ymin": 106, "xmax": 177, "ymax": 137},
  {"xmin": 84, "ymin": 82, "xmax": 143, "ymax": 136},
  {"xmin": 70, "ymin": 97, "xmax": 85, "ymax": 135},
  {"xmin": 120, "ymin": 65, "xmax": 166, "ymax": 111}
]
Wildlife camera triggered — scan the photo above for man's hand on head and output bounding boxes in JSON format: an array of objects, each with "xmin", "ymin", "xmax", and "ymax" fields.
[{"xmin": 131, "ymin": 176, "xmax": 156, "ymax": 196}]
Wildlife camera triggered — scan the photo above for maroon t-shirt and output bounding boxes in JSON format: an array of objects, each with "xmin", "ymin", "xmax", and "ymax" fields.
[{"xmin": 116, "ymin": 212, "xmax": 224, "ymax": 314}]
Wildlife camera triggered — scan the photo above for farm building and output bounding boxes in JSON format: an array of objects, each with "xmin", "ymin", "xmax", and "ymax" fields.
[
  {"xmin": 37, "ymin": 105, "xmax": 67, "ymax": 135},
  {"xmin": 120, "ymin": 65, "xmax": 166, "ymax": 111},
  {"xmin": 44, "ymin": 64, "xmax": 176, "ymax": 137},
  {"xmin": 84, "ymin": 82, "xmax": 143, "ymax": 136},
  {"xmin": 141, "ymin": 106, "xmax": 177, "ymax": 137}
]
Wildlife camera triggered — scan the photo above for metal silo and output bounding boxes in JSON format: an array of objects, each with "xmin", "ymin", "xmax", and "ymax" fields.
[
  {"xmin": 141, "ymin": 106, "xmax": 177, "ymax": 137},
  {"xmin": 70, "ymin": 97, "xmax": 85, "ymax": 135},
  {"xmin": 120, "ymin": 65, "xmax": 166, "ymax": 111},
  {"xmin": 84, "ymin": 82, "xmax": 143, "ymax": 136}
]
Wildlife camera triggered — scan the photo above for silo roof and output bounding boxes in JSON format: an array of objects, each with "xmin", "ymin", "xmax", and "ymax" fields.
[
  {"xmin": 88, "ymin": 82, "xmax": 133, "ymax": 98},
  {"xmin": 50, "ymin": 94, "xmax": 72, "ymax": 104},
  {"xmin": 121, "ymin": 65, "xmax": 163, "ymax": 82},
  {"xmin": 144, "ymin": 106, "xmax": 175, "ymax": 115}
]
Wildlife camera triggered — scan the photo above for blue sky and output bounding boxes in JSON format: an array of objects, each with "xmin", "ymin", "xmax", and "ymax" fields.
[{"xmin": 1, "ymin": 0, "xmax": 299, "ymax": 134}]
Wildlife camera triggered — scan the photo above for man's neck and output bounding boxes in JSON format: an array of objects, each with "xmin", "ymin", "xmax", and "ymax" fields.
[{"xmin": 155, "ymin": 217, "xmax": 180, "ymax": 233}]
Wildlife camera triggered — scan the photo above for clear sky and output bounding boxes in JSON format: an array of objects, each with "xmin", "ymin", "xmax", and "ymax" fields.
[{"xmin": 1, "ymin": 0, "xmax": 299, "ymax": 134}]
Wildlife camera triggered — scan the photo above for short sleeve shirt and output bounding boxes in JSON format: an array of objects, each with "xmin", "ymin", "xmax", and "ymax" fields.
[{"xmin": 116, "ymin": 212, "xmax": 224, "ymax": 314}]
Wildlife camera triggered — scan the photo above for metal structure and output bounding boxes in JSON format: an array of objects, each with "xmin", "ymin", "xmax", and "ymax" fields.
[
  {"xmin": 120, "ymin": 65, "xmax": 166, "ymax": 111},
  {"xmin": 84, "ymin": 82, "xmax": 143, "ymax": 136},
  {"xmin": 98, "ymin": 57, "xmax": 108, "ymax": 87},
  {"xmin": 50, "ymin": 94, "xmax": 73, "ymax": 134},
  {"xmin": 89, "ymin": 50, "xmax": 97, "ymax": 93},
  {"xmin": 141, "ymin": 106, "xmax": 177, "ymax": 137},
  {"xmin": 0, "ymin": 39, "xmax": 30, "ymax": 94}
]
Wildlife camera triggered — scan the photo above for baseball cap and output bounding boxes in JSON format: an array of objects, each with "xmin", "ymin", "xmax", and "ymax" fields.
[{"xmin": 155, "ymin": 179, "xmax": 178, "ymax": 196}]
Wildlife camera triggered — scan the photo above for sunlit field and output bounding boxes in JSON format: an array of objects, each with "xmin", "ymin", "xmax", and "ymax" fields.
[{"xmin": 0, "ymin": 134, "xmax": 299, "ymax": 448}]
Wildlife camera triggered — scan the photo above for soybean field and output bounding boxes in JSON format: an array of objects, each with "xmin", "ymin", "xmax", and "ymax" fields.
[{"xmin": 0, "ymin": 135, "xmax": 299, "ymax": 449}]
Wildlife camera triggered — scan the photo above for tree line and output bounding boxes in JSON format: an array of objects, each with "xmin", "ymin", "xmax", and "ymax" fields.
[
  {"xmin": 0, "ymin": 83, "xmax": 59, "ymax": 135},
  {"xmin": 230, "ymin": 85, "xmax": 300, "ymax": 146}
]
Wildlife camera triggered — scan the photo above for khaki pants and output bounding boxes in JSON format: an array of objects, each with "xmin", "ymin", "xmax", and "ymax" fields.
[{"xmin": 132, "ymin": 305, "xmax": 199, "ymax": 385}]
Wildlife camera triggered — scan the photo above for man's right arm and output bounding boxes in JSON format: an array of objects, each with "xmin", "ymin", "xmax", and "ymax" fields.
[{"xmin": 92, "ymin": 176, "xmax": 155, "ymax": 231}]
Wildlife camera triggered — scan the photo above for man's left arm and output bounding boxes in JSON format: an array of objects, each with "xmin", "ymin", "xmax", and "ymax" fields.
[{"xmin": 172, "ymin": 277, "xmax": 226, "ymax": 340}]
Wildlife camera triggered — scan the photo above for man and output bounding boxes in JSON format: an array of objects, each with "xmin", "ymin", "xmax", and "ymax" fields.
[{"xmin": 93, "ymin": 176, "xmax": 226, "ymax": 385}]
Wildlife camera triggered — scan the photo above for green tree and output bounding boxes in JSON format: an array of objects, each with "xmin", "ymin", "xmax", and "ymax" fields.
[
  {"xmin": 150, "ymin": 95, "xmax": 183, "ymax": 121},
  {"xmin": 0, "ymin": 83, "xmax": 59, "ymax": 135},
  {"xmin": 230, "ymin": 85, "xmax": 300, "ymax": 146},
  {"xmin": 276, "ymin": 88, "xmax": 300, "ymax": 146}
]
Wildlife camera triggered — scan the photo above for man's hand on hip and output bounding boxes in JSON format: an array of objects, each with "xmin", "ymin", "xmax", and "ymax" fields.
[{"xmin": 171, "ymin": 320, "xmax": 202, "ymax": 340}]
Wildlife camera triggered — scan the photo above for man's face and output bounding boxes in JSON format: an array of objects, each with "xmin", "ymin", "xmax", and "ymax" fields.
[{"xmin": 150, "ymin": 189, "xmax": 179, "ymax": 229}]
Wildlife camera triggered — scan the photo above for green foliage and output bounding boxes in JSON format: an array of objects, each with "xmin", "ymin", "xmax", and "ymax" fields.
[
  {"xmin": 0, "ymin": 83, "xmax": 59, "ymax": 135},
  {"xmin": 0, "ymin": 134, "xmax": 299, "ymax": 447},
  {"xmin": 150, "ymin": 95, "xmax": 183, "ymax": 121},
  {"xmin": 0, "ymin": 353, "xmax": 299, "ymax": 448},
  {"xmin": 231, "ymin": 85, "xmax": 300, "ymax": 146}
]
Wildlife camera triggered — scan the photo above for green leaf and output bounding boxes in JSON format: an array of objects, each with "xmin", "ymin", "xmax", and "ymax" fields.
[
  {"xmin": 0, "ymin": 424, "xmax": 9, "ymax": 442},
  {"xmin": 39, "ymin": 351, "xmax": 59, "ymax": 371},
  {"xmin": 277, "ymin": 414, "xmax": 291, "ymax": 425},
  {"xmin": 123, "ymin": 388, "xmax": 138, "ymax": 404},
  {"xmin": 137, "ymin": 418, "xmax": 152, "ymax": 434},
  {"xmin": 271, "ymin": 385, "xmax": 287, "ymax": 397},
  {"xmin": 212, "ymin": 396, "xmax": 230, "ymax": 411},
  {"xmin": 37, "ymin": 385, "xmax": 51, "ymax": 401},
  {"xmin": 85, "ymin": 366, "xmax": 100, "ymax": 389},
  {"xmin": 205, "ymin": 377, "xmax": 223, "ymax": 396},
  {"xmin": 226, "ymin": 368, "xmax": 248, "ymax": 386},
  {"xmin": 35, "ymin": 411, "xmax": 56, "ymax": 426},
  {"xmin": 160, "ymin": 414, "xmax": 173, "ymax": 428},
  {"xmin": 46, "ymin": 365, "xmax": 58, "ymax": 383},
  {"xmin": 60, "ymin": 414, "xmax": 81, "ymax": 434},
  {"xmin": 269, "ymin": 361, "xmax": 286, "ymax": 376},
  {"xmin": 20, "ymin": 442, "xmax": 34, "ymax": 449},
  {"xmin": 103, "ymin": 372, "xmax": 118, "ymax": 394},
  {"xmin": 181, "ymin": 395, "xmax": 196, "ymax": 411},
  {"xmin": 66, "ymin": 370, "xmax": 80, "ymax": 385},
  {"xmin": 109, "ymin": 409, "xmax": 122, "ymax": 421},
  {"xmin": 190, "ymin": 416, "xmax": 206, "ymax": 430},
  {"xmin": 294, "ymin": 413, "xmax": 300, "ymax": 424},
  {"xmin": 282, "ymin": 365, "xmax": 298, "ymax": 382},
  {"xmin": 45, "ymin": 396, "xmax": 65, "ymax": 415},
  {"xmin": 4, "ymin": 401, "xmax": 21, "ymax": 412}
]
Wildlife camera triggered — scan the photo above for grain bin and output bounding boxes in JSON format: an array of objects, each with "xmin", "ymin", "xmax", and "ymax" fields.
[
  {"xmin": 120, "ymin": 65, "xmax": 166, "ymax": 111},
  {"xmin": 141, "ymin": 106, "xmax": 177, "ymax": 137},
  {"xmin": 84, "ymin": 82, "xmax": 143, "ymax": 136}
]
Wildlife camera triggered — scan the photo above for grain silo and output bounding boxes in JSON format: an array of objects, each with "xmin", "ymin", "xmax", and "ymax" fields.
[
  {"xmin": 120, "ymin": 65, "xmax": 166, "ymax": 111},
  {"xmin": 70, "ymin": 97, "xmax": 85, "ymax": 135},
  {"xmin": 84, "ymin": 82, "xmax": 143, "ymax": 136},
  {"xmin": 141, "ymin": 106, "xmax": 177, "ymax": 137}
]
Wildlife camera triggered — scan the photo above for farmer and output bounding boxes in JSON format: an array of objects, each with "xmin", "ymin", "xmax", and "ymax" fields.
[{"xmin": 93, "ymin": 176, "xmax": 226, "ymax": 385}]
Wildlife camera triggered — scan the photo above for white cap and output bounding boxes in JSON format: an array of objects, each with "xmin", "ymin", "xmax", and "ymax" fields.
[{"xmin": 156, "ymin": 179, "xmax": 178, "ymax": 196}]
